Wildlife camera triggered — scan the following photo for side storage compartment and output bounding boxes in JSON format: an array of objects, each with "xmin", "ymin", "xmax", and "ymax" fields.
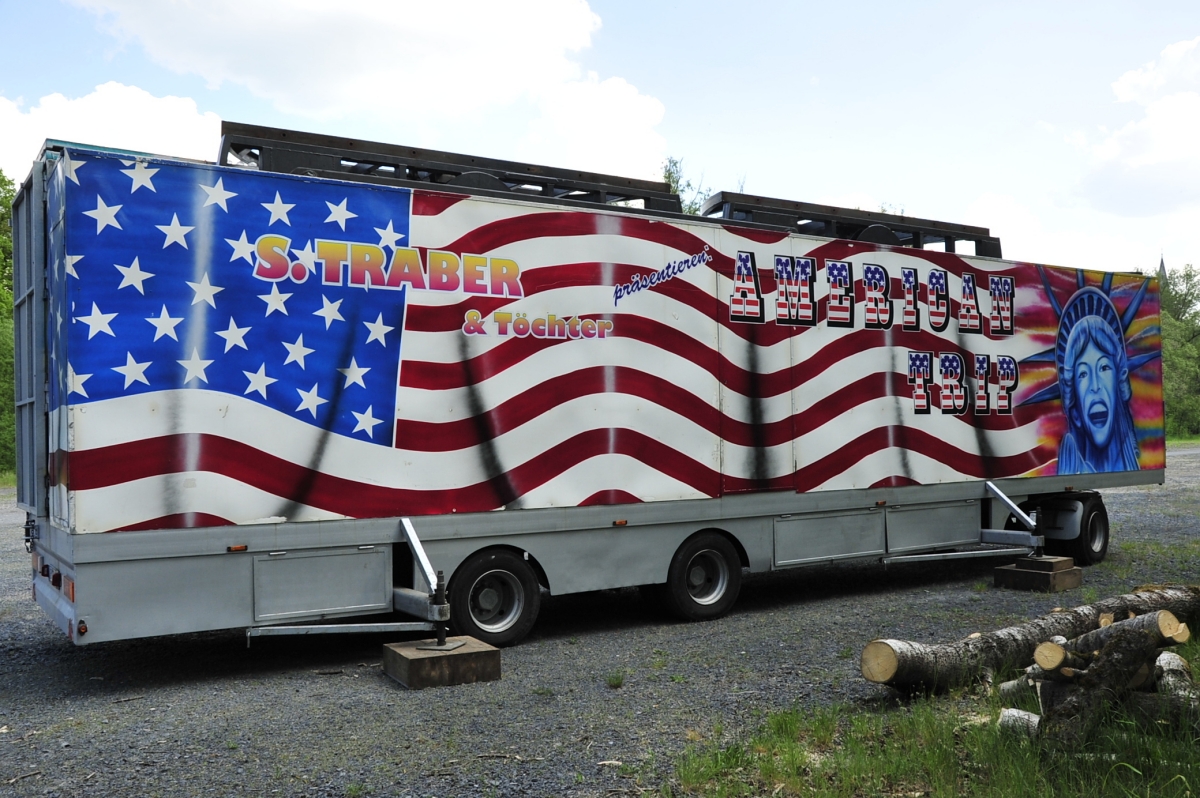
[
  {"xmin": 885, "ymin": 500, "xmax": 980, "ymax": 554},
  {"xmin": 773, "ymin": 508, "xmax": 885, "ymax": 567},
  {"xmin": 252, "ymin": 545, "xmax": 392, "ymax": 623}
]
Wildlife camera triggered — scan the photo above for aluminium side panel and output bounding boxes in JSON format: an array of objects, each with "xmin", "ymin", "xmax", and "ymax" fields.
[
  {"xmin": 55, "ymin": 143, "xmax": 1163, "ymax": 539},
  {"xmin": 767, "ymin": 243, "xmax": 1164, "ymax": 494},
  {"xmin": 13, "ymin": 164, "xmax": 48, "ymax": 515}
]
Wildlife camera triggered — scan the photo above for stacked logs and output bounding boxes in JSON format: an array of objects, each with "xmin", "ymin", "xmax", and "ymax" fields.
[
  {"xmin": 860, "ymin": 586, "xmax": 1200, "ymax": 746},
  {"xmin": 997, "ymin": 610, "xmax": 1196, "ymax": 744}
]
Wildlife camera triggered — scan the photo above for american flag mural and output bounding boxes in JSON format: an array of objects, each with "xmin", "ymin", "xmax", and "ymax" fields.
[{"xmin": 46, "ymin": 148, "xmax": 1165, "ymax": 533}]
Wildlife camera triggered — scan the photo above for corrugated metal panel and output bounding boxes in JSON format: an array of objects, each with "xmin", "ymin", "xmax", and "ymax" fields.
[{"xmin": 12, "ymin": 164, "xmax": 46, "ymax": 515}]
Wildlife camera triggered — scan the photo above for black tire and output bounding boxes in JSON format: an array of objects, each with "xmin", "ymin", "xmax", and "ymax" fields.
[
  {"xmin": 1071, "ymin": 494, "xmax": 1109, "ymax": 566},
  {"xmin": 449, "ymin": 550, "xmax": 541, "ymax": 647},
  {"xmin": 663, "ymin": 532, "xmax": 742, "ymax": 621}
]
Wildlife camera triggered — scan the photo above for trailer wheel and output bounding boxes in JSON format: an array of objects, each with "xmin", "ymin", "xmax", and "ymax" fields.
[
  {"xmin": 449, "ymin": 550, "xmax": 540, "ymax": 647},
  {"xmin": 664, "ymin": 533, "xmax": 742, "ymax": 621},
  {"xmin": 1071, "ymin": 495, "xmax": 1109, "ymax": 566}
]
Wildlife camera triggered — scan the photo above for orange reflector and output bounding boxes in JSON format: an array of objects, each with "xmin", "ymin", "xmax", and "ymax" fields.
[
  {"xmin": 613, "ymin": 519, "xmax": 627, "ymax": 526},
  {"xmin": 227, "ymin": 544, "xmax": 248, "ymax": 552},
  {"xmin": 875, "ymin": 500, "xmax": 887, "ymax": 506},
  {"xmin": 63, "ymin": 577, "xmax": 75, "ymax": 603}
]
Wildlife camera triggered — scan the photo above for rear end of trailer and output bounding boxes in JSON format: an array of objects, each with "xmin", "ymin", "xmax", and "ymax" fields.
[{"xmin": 11, "ymin": 124, "xmax": 1164, "ymax": 648}]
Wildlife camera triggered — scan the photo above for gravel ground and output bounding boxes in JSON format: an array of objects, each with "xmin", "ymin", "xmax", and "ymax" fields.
[{"xmin": 1, "ymin": 450, "xmax": 1198, "ymax": 797}]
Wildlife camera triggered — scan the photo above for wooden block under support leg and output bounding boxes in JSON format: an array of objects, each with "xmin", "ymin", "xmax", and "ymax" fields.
[
  {"xmin": 382, "ymin": 636, "xmax": 501, "ymax": 689},
  {"xmin": 994, "ymin": 559, "xmax": 1082, "ymax": 592}
]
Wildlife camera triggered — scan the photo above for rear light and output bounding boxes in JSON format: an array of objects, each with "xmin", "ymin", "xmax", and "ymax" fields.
[
  {"xmin": 51, "ymin": 571, "xmax": 62, "ymax": 589},
  {"xmin": 226, "ymin": 544, "xmax": 248, "ymax": 552},
  {"xmin": 63, "ymin": 577, "xmax": 75, "ymax": 603},
  {"xmin": 40, "ymin": 563, "xmax": 50, "ymax": 578},
  {"xmin": 32, "ymin": 553, "xmax": 40, "ymax": 573}
]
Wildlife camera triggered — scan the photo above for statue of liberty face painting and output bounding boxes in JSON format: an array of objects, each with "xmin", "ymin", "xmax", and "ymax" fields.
[
  {"xmin": 1055, "ymin": 299, "xmax": 1139, "ymax": 474},
  {"xmin": 1021, "ymin": 269, "xmax": 1159, "ymax": 475}
]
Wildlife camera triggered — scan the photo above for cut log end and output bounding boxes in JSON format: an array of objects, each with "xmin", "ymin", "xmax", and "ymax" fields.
[
  {"xmin": 1156, "ymin": 610, "xmax": 1181, "ymax": 639},
  {"xmin": 861, "ymin": 640, "xmax": 899, "ymax": 684},
  {"xmin": 1034, "ymin": 642, "xmax": 1068, "ymax": 671},
  {"xmin": 1172, "ymin": 623, "xmax": 1191, "ymax": 645}
]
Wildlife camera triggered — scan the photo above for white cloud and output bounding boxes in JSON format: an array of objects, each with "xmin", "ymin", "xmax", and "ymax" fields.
[
  {"xmin": 68, "ymin": 0, "xmax": 666, "ymax": 178},
  {"xmin": 519, "ymin": 73, "xmax": 665, "ymax": 176},
  {"xmin": 1080, "ymin": 36, "xmax": 1200, "ymax": 216},
  {"xmin": 1112, "ymin": 36, "xmax": 1200, "ymax": 104},
  {"xmin": 963, "ymin": 191, "xmax": 1179, "ymax": 273},
  {"xmin": 0, "ymin": 82, "xmax": 221, "ymax": 181}
]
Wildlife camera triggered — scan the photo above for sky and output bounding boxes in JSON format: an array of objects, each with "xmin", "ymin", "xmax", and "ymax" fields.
[{"xmin": 2, "ymin": 0, "xmax": 1199, "ymax": 273}]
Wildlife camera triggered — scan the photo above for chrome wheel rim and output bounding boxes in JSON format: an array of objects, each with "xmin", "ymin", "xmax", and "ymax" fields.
[
  {"xmin": 684, "ymin": 549, "xmax": 729, "ymax": 606},
  {"xmin": 467, "ymin": 569, "xmax": 524, "ymax": 633},
  {"xmin": 1087, "ymin": 512, "xmax": 1107, "ymax": 553}
]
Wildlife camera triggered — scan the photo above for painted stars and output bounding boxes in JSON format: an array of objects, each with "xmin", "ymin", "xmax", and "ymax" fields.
[
  {"xmin": 156, "ymin": 214, "xmax": 195, "ymax": 249},
  {"xmin": 215, "ymin": 318, "xmax": 252, "ymax": 352},
  {"xmin": 351, "ymin": 406, "xmax": 384, "ymax": 438},
  {"xmin": 226, "ymin": 231, "xmax": 256, "ymax": 264},
  {"xmin": 262, "ymin": 192, "xmax": 295, "ymax": 226},
  {"xmin": 83, "ymin": 196, "xmax": 122, "ymax": 234},
  {"xmin": 295, "ymin": 383, "xmax": 328, "ymax": 418},
  {"xmin": 119, "ymin": 160, "xmax": 158, "ymax": 193},
  {"xmin": 199, "ymin": 177, "xmax": 237, "ymax": 211},
  {"xmin": 259, "ymin": 284, "xmax": 292, "ymax": 316},
  {"xmin": 324, "ymin": 198, "xmax": 357, "ymax": 230},
  {"xmin": 282, "ymin": 334, "xmax": 315, "ymax": 369},
  {"xmin": 187, "ymin": 274, "xmax": 224, "ymax": 307},
  {"xmin": 115, "ymin": 257, "xmax": 154, "ymax": 294},
  {"xmin": 145, "ymin": 306, "xmax": 184, "ymax": 341},
  {"xmin": 313, "ymin": 296, "xmax": 344, "ymax": 329},
  {"xmin": 75, "ymin": 303, "xmax": 117, "ymax": 339},
  {"xmin": 338, "ymin": 358, "xmax": 370, "ymax": 388},
  {"xmin": 112, "ymin": 352, "xmax": 151, "ymax": 389},
  {"xmin": 243, "ymin": 364, "xmax": 277, "ymax": 399},
  {"xmin": 177, "ymin": 349, "xmax": 215, "ymax": 384},
  {"xmin": 375, "ymin": 220, "xmax": 405, "ymax": 249}
]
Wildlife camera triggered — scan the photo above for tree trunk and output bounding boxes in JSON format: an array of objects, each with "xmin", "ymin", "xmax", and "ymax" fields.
[
  {"xmin": 1039, "ymin": 628, "xmax": 1162, "ymax": 746},
  {"xmin": 998, "ymin": 708, "xmax": 1040, "ymax": 739},
  {"xmin": 1067, "ymin": 610, "xmax": 1180, "ymax": 656},
  {"xmin": 1124, "ymin": 692, "xmax": 1200, "ymax": 732},
  {"xmin": 998, "ymin": 675, "xmax": 1036, "ymax": 705},
  {"xmin": 1033, "ymin": 642, "xmax": 1090, "ymax": 672},
  {"xmin": 1154, "ymin": 651, "xmax": 1196, "ymax": 699},
  {"xmin": 861, "ymin": 586, "xmax": 1200, "ymax": 692},
  {"xmin": 1036, "ymin": 679, "xmax": 1072, "ymax": 715}
]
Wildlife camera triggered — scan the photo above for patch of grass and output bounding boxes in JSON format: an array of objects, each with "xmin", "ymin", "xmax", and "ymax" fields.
[
  {"xmin": 0, "ymin": 471, "xmax": 15, "ymax": 489},
  {"xmin": 651, "ymin": 649, "xmax": 669, "ymax": 669},
  {"xmin": 971, "ymin": 581, "xmax": 989, "ymax": 593},
  {"xmin": 836, "ymin": 646, "xmax": 854, "ymax": 660},
  {"xmin": 225, "ymin": 740, "xmax": 238, "ymax": 750},
  {"xmin": 531, "ymin": 686, "xmax": 554, "ymax": 697},
  {"xmin": 670, "ymin": 674, "xmax": 688, "ymax": 683},
  {"xmin": 606, "ymin": 670, "xmax": 625, "ymax": 689},
  {"xmin": 671, "ymin": 695, "xmax": 1200, "ymax": 797},
  {"xmin": 345, "ymin": 784, "xmax": 366, "ymax": 798}
]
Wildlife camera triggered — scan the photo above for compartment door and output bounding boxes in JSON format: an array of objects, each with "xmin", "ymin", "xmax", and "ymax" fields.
[
  {"xmin": 885, "ymin": 500, "xmax": 980, "ymax": 554},
  {"xmin": 253, "ymin": 546, "xmax": 391, "ymax": 623}
]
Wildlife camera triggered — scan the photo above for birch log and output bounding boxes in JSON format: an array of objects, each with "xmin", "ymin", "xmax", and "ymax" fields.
[
  {"xmin": 1040, "ymin": 628, "xmax": 1162, "ymax": 746},
  {"xmin": 861, "ymin": 586, "xmax": 1200, "ymax": 692}
]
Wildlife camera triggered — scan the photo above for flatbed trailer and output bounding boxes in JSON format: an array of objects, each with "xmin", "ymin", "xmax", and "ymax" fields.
[{"xmin": 12, "ymin": 123, "xmax": 1164, "ymax": 646}]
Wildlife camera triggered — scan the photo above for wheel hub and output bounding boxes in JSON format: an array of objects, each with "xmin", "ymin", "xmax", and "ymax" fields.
[{"xmin": 684, "ymin": 550, "xmax": 729, "ymax": 605}]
